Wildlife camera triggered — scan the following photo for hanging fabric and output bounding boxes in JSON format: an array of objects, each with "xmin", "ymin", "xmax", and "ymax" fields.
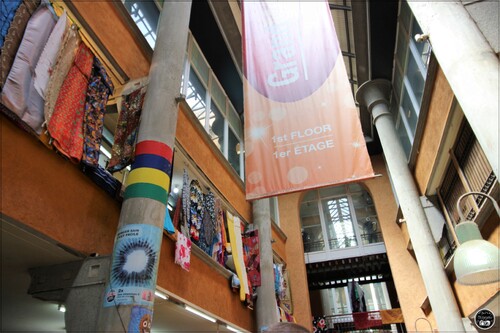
[
  {"xmin": 211, "ymin": 197, "xmax": 224, "ymax": 263},
  {"xmin": 312, "ymin": 316, "xmax": 328, "ymax": 333},
  {"xmin": 172, "ymin": 195, "xmax": 182, "ymax": 231},
  {"xmin": 174, "ymin": 232, "xmax": 191, "ymax": 272},
  {"xmin": 1, "ymin": 3, "xmax": 56, "ymax": 134},
  {"xmin": 242, "ymin": 229, "xmax": 261, "ymax": 287},
  {"xmin": 198, "ymin": 189, "xmax": 215, "ymax": 255},
  {"xmin": 82, "ymin": 56, "xmax": 114, "ymax": 166},
  {"xmin": 347, "ymin": 281, "xmax": 367, "ymax": 312},
  {"xmin": 47, "ymin": 42, "xmax": 93, "ymax": 163},
  {"xmin": 33, "ymin": 11, "xmax": 68, "ymax": 100},
  {"xmin": 0, "ymin": 0, "xmax": 23, "ymax": 47},
  {"xmin": 180, "ymin": 169, "xmax": 190, "ymax": 237},
  {"xmin": 188, "ymin": 179, "xmax": 203, "ymax": 243},
  {"xmin": 0, "ymin": 0, "xmax": 41, "ymax": 89},
  {"xmin": 44, "ymin": 23, "xmax": 81, "ymax": 125},
  {"xmin": 106, "ymin": 81, "xmax": 147, "ymax": 172},
  {"xmin": 227, "ymin": 212, "xmax": 249, "ymax": 302},
  {"xmin": 163, "ymin": 208, "xmax": 175, "ymax": 234}
]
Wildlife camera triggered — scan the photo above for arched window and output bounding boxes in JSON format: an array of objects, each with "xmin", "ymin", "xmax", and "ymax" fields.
[{"xmin": 300, "ymin": 183, "xmax": 382, "ymax": 253}]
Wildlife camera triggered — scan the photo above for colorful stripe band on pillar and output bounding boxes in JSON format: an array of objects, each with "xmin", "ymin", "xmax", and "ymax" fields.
[{"xmin": 124, "ymin": 140, "xmax": 173, "ymax": 204}]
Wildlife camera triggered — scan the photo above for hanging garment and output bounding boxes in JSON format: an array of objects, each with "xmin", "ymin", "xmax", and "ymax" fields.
[
  {"xmin": 0, "ymin": 0, "xmax": 22, "ymax": 47},
  {"xmin": 180, "ymin": 169, "xmax": 190, "ymax": 237},
  {"xmin": 348, "ymin": 281, "xmax": 367, "ymax": 312},
  {"xmin": 211, "ymin": 197, "xmax": 224, "ymax": 262},
  {"xmin": 242, "ymin": 229, "xmax": 261, "ymax": 287},
  {"xmin": 80, "ymin": 163, "xmax": 121, "ymax": 199},
  {"xmin": 199, "ymin": 189, "xmax": 215, "ymax": 255},
  {"xmin": 0, "ymin": 0, "xmax": 40, "ymax": 89},
  {"xmin": 48, "ymin": 42, "xmax": 93, "ymax": 163},
  {"xmin": 188, "ymin": 179, "xmax": 204, "ymax": 243},
  {"xmin": 174, "ymin": 232, "xmax": 191, "ymax": 272},
  {"xmin": 227, "ymin": 212, "xmax": 249, "ymax": 302},
  {"xmin": 172, "ymin": 195, "xmax": 182, "ymax": 231},
  {"xmin": 106, "ymin": 85, "xmax": 146, "ymax": 172},
  {"xmin": 33, "ymin": 11, "xmax": 68, "ymax": 100},
  {"xmin": 1, "ymin": 4, "xmax": 56, "ymax": 134},
  {"xmin": 82, "ymin": 56, "xmax": 114, "ymax": 166},
  {"xmin": 163, "ymin": 208, "xmax": 175, "ymax": 234},
  {"xmin": 44, "ymin": 23, "xmax": 80, "ymax": 125}
]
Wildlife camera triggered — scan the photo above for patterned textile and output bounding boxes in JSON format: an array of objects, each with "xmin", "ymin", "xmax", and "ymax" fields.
[
  {"xmin": 1, "ymin": 4, "xmax": 56, "ymax": 134},
  {"xmin": 198, "ymin": 189, "xmax": 215, "ymax": 255},
  {"xmin": 242, "ymin": 229, "xmax": 261, "ymax": 287},
  {"xmin": 82, "ymin": 56, "xmax": 114, "ymax": 166},
  {"xmin": 212, "ymin": 198, "xmax": 226, "ymax": 264},
  {"xmin": 189, "ymin": 179, "xmax": 204, "ymax": 243},
  {"xmin": 48, "ymin": 42, "xmax": 93, "ymax": 163},
  {"xmin": 0, "ymin": 0, "xmax": 22, "ymax": 47},
  {"xmin": 312, "ymin": 316, "xmax": 328, "ymax": 333},
  {"xmin": 175, "ymin": 232, "xmax": 191, "ymax": 272},
  {"xmin": 180, "ymin": 169, "xmax": 190, "ymax": 237},
  {"xmin": 106, "ymin": 86, "xmax": 146, "ymax": 172},
  {"xmin": 80, "ymin": 163, "xmax": 121, "ymax": 199},
  {"xmin": 44, "ymin": 24, "xmax": 80, "ymax": 124},
  {"xmin": 0, "ymin": 0, "xmax": 40, "ymax": 89}
]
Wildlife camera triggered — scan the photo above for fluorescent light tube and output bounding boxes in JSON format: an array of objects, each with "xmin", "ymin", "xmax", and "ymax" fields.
[{"xmin": 185, "ymin": 305, "xmax": 216, "ymax": 323}]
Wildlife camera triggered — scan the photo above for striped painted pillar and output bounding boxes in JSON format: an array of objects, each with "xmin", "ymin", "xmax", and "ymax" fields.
[{"xmin": 97, "ymin": 2, "xmax": 192, "ymax": 331}]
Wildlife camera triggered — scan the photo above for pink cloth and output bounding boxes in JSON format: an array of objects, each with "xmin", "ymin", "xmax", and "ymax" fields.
[
  {"xmin": 1, "ymin": 5, "xmax": 56, "ymax": 134},
  {"xmin": 175, "ymin": 232, "xmax": 191, "ymax": 272}
]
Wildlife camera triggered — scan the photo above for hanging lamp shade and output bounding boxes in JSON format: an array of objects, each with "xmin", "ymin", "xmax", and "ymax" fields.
[{"xmin": 454, "ymin": 221, "xmax": 500, "ymax": 285}]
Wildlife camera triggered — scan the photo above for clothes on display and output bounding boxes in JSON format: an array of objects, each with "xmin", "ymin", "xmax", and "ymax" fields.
[
  {"xmin": 242, "ymin": 229, "xmax": 261, "ymax": 287},
  {"xmin": 106, "ymin": 78, "xmax": 148, "ymax": 172},
  {"xmin": 175, "ymin": 232, "xmax": 191, "ymax": 272},
  {"xmin": 188, "ymin": 179, "xmax": 204, "ymax": 243},
  {"xmin": 1, "ymin": 0, "xmax": 41, "ymax": 89},
  {"xmin": 48, "ymin": 42, "xmax": 93, "ymax": 163},
  {"xmin": 0, "ymin": 0, "xmax": 23, "ymax": 47},
  {"xmin": 82, "ymin": 57, "xmax": 114, "ymax": 166},
  {"xmin": 1, "ymin": 3, "xmax": 56, "ymax": 135},
  {"xmin": 227, "ymin": 212, "xmax": 250, "ymax": 302}
]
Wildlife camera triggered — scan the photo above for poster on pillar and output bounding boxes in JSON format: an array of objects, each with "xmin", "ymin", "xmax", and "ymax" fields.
[
  {"xmin": 242, "ymin": 0, "xmax": 375, "ymax": 200},
  {"xmin": 103, "ymin": 224, "xmax": 161, "ymax": 308}
]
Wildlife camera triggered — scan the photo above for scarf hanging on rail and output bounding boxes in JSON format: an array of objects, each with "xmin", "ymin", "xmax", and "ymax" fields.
[
  {"xmin": 1, "ymin": 3, "xmax": 56, "ymax": 135},
  {"xmin": 199, "ymin": 189, "xmax": 215, "ymax": 255},
  {"xmin": 82, "ymin": 57, "xmax": 114, "ymax": 166},
  {"xmin": 48, "ymin": 42, "xmax": 93, "ymax": 163},
  {"xmin": 106, "ymin": 78, "xmax": 148, "ymax": 172},
  {"xmin": 1, "ymin": 0, "xmax": 41, "ymax": 89},
  {"xmin": 227, "ymin": 212, "xmax": 250, "ymax": 302}
]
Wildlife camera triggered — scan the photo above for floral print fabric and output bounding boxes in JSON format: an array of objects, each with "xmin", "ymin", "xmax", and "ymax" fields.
[
  {"xmin": 82, "ymin": 56, "xmax": 114, "ymax": 166},
  {"xmin": 175, "ymin": 232, "xmax": 191, "ymax": 272},
  {"xmin": 189, "ymin": 179, "xmax": 203, "ymax": 243},
  {"xmin": 107, "ymin": 86, "xmax": 146, "ymax": 172}
]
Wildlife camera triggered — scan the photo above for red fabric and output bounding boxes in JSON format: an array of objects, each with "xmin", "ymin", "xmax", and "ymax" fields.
[
  {"xmin": 352, "ymin": 312, "xmax": 383, "ymax": 330},
  {"xmin": 48, "ymin": 43, "xmax": 93, "ymax": 163}
]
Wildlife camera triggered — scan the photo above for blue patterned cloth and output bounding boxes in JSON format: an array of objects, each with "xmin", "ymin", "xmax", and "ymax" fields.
[{"xmin": 0, "ymin": 0, "xmax": 22, "ymax": 47}]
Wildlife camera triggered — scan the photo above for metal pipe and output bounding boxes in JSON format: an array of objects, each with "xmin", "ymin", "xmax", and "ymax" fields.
[{"xmin": 356, "ymin": 79, "xmax": 465, "ymax": 333}]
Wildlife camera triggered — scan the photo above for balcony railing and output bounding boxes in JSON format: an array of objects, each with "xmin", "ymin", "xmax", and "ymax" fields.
[{"xmin": 315, "ymin": 309, "xmax": 406, "ymax": 333}]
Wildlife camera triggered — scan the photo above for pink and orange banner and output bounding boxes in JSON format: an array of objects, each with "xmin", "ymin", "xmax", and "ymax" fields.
[{"xmin": 242, "ymin": 0, "xmax": 374, "ymax": 200}]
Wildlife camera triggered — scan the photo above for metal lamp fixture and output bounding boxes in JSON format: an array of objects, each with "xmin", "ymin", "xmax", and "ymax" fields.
[{"xmin": 454, "ymin": 192, "xmax": 500, "ymax": 285}]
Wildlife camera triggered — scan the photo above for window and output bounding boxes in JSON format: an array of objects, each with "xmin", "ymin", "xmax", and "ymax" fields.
[
  {"xmin": 269, "ymin": 197, "xmax": 280, "ymax": 226},
  {"xmin": 300, "ymin": 184, "xmax": 383, "ymax": 254},
  {"xmin": 123, "ymin": 1, "xmax": 160, "ymax": 48},
  {"xmin": 391, "ymin": 0, "xmax": 432, "ymax": 159},
  {"xmin": 437, "ymin": 115, "xmax": 498, "ymax": 264}
]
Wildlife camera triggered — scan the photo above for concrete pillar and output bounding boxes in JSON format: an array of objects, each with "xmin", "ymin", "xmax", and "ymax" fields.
[
  {"xmin": 408, "ymin": 2, "xmax": 499, "ymax": 177},
  {"xmin": 356, "ymin": 80, "xmax": 465, "ymax": 333},
  {"xmin": 254, "ymin": 198, "xmax": 280, "ymax": 331},
  {"xmin": 97, "ymin": 2, "xmax": 192, "ymax": 331}
]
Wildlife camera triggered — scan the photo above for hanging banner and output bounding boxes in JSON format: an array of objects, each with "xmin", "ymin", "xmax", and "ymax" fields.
[{"xmin": 242, "ymin": 0, "xmax": 375, "ymax": 200}]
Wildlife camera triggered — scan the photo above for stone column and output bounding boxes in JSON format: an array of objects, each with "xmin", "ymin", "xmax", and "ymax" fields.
[
  {"xmin": 96, "ymin": 2, "xmax": 192, "ymax": 331},
  {"xmin": 356, "ymin": 79, "xmax": 465, "ymax": 333},
  {"xmin": 254, "ymin": 198, "xmax": 280, "ymax": 331}
]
